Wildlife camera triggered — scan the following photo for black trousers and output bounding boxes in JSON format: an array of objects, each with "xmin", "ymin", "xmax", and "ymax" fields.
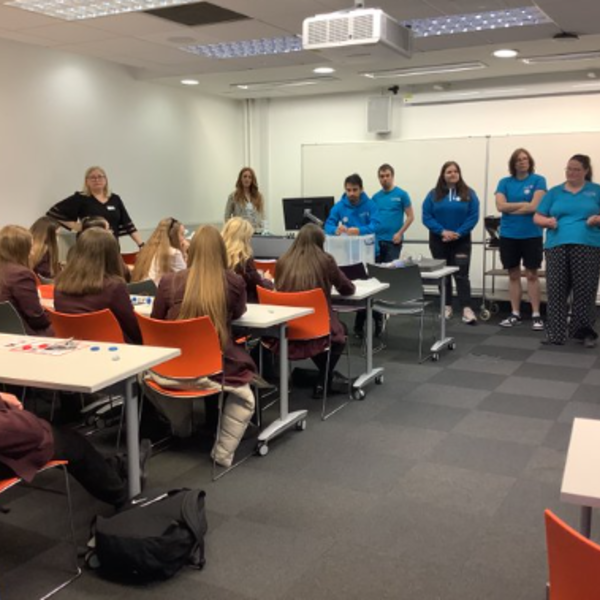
[
  {"xmin": 545, "ymin": 244, "xmax": 600, "ymax": 344},
  {"xmin": 429, "ymin": 233, "xmax": 473, "ymax": 309},
  {"xmin": 0, "ymin": 426, "xmax": 128, "ymax": 507}
]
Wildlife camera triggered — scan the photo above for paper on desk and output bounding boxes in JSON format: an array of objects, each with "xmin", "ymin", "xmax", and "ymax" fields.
[{"xmin": 2, "ymin": 338, "xmax": 86, "ymax": 356}]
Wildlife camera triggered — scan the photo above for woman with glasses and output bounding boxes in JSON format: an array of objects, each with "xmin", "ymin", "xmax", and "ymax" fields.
[
  {"xmin": 131, "ymin": 218, "xmax": 187, "ymax": 285},
  {"xmin": 534, "ymin": 154, "xmax": 600, "ymax": 347},
  {"xmin": 47, "ymin": 166, "xmax": 144, "ymax": 249}
]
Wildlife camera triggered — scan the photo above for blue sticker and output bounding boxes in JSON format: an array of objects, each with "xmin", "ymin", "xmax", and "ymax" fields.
[
  {"xmin": 90, "ymin": 346, "xmax": 100, "ymax": 351},
  {"xmin": 108, "ymin": 346, "xmax": 118, "ymax": 352}
]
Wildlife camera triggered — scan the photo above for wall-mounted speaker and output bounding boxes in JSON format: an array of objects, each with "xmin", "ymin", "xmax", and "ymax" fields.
[{"xmin": 367, "ymin": 96, "xmax": 392, "ymax": 134}]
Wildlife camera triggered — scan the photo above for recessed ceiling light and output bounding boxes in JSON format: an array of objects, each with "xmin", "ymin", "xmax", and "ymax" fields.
[
  {"xmin": 6, "ymin": 0, "xmax": 200, "ymax": 20},
  {"xmin": 181, "ymin": 79, "xmax": 199, "ymax": 86},
  {"xmin": 493, "ymin": 49, "xmax": 519, "ymax": 59},
  {"xmin": 182, "ymin": 36, "xmax": 302, "ymax": 59},
  {"xmin": 362, "ymin": 62, "xmax": 487, "ymax": 79},
  {"xmin": 313, "ymin": 67, "xmax": 335, "ymax": 74}
]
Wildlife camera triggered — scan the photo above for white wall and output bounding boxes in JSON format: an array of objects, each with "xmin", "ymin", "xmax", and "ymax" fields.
[{"xmin": 0, "ymin": 38, "xmax": 244, "ymax": 245}]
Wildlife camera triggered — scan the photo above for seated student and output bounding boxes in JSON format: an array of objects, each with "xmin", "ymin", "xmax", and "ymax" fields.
[
  {"xmin": 54, "ymin": 228, "xmax": 142, "ymax": 344},
  {"xmin": 275, "ymin": 224, "xmax": 355, "ymax": 398},
  {"xmin": 0, "ymin": 391, "xmax": 149, "ymax": 507},
  {"xmin": 131, "ymin": 218, "xmax": 187, "ymax": 286},
  {"xmin": 150, "ymin": 225, "xmax": 256, "ymax": 468},
  {"xmin": 221, "ymin": 217, "xmax": 273, "ymax": 303},
  {"xmin": 0, "ymin": 225, "xmax": 53, "ymax": 336},
  {"xmin": 30, "ymin": 216, "xmax": 61, "ymax": 280},
  {"xmin": 324, "ymin": 173, "xmax": 382, "ymax": 338}
]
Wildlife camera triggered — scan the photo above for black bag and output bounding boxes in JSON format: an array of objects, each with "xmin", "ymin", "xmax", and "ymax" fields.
[{"xmin": 93, "ymin": 488, "xmax": 207, "ymax": 582}]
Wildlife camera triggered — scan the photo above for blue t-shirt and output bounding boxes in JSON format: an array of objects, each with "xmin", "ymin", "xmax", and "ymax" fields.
[
  {"xmin": 537, "ymin": 182, "xmax": 600, "ymax": 249},
  {"xmin": 496, "ymin": 173, "xmax": 547, "ymax": 239},
  {"xmin": 422, "ymin": 188, "xmax": 480, "ymax": 237},
  {"xmin": 371, "ymin": 186, "xmax": 411, "ymax": 242}
]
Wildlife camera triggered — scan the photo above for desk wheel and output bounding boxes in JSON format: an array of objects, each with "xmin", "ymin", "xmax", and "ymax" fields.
[
  {"xmin": 257, "ymin": 443, "xmax": 269, "ymax": 457},
  {"xmin": 431, "ymin": 353, "xmax": 440, "ymax": 362},
  {"xmin": 352, "ymin": 388, "xmax": 366, "ymax": 401},
  {"xmin": 448, "ymin": 342, "xmax": 456, "ymax": 351},
  {"xmin": 295, "ymin": 420, "xmax": 307, "ymax": 431},
  {"xmin": 479, "ymin": 308, "xmax": 491, "ymax": 321},
  {"xmin": 375, "ymin": 375, "xmax": 384, "ymax": 385}
]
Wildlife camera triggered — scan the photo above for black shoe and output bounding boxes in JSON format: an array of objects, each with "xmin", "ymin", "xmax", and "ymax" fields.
[
  {"xmin": 353, "ymin": 329, "xmax": 364, "ymax": 340},
  {"xmin": 312, "ymin": 384, "xmax": 326, "ymax": 400}
]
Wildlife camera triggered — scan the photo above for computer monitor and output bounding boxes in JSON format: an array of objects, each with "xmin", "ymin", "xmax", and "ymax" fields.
[{"xmin": 282, "ymin": 196, "xmax": 334, "ymax": 231}]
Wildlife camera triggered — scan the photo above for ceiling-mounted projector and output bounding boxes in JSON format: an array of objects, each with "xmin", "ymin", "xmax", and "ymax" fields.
[{"xmin": 302, "ymin": 7, "xmax": 413, "ymax": 62}]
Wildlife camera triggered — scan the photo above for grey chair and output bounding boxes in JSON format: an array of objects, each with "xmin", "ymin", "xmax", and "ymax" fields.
[
  {"xmin": 127, "ymin": 279, "xmax": 158, "ymax": 297},
  {"xmin": 367, "ymin": 264, "xmax": 434, "ymax": 362},
  {"xmin": 0, "ymin": 301, "xmax": 27, "ymax": 335}
]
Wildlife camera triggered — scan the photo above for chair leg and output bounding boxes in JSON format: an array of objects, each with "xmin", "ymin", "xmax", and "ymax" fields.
[
  {"xmin": 320, "ymin": 347, "xmax": 332, "ymax": 421},
  {"xmin": 39, "ymin": 465, "xmax": 82, "ymax": 600}
]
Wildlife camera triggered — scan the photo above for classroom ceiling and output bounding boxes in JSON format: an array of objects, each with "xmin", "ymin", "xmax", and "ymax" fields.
[{"xmin": 1, "ymin": 0, "xmax": 600, "ymax": 99}]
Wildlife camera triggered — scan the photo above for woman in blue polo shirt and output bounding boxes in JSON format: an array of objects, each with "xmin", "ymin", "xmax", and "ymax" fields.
[
  {"xmin": 534, "ymin": 154, "xmax": 600, "ymax": 347},
  {"xmin": 423, "ymin": 161, "xmax": 480, "ymax": 324},
  {"xmin": 496, "ymin": 149, "xmax": 547, "ymax": 331}
]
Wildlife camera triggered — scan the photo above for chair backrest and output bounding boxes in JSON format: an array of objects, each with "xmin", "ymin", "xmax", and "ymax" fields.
[
  {"xmin": 257, "ymin": 287, "xmax": 329, "ymax": 341},
  {"xmin": 136, "ymin": 314, "xmax": 222, "ymax": 378},
  {"xmin": 254, "ymin": 259, "xmax": 277, "ymax": 279},
  {"xmin": 339, "ymin": 262, "xmax": 369, "ymax": 281},
  {"xmin": 545, "ymin": 509, "xmax": 600, "ymax": 600},
  {"xmin": 121, "ymin": 252, "xmax": 139, "ymax": 266},
  {"xmin": 0, "ymin": 301, "xmax": 27, "ymax": 335},
  {"xmin": 47, "ymin": 308, "xmax": 125, "ymax": 343},
  {"xmin": 37, "ymin": 284, "xmax": 55, "ymax": 300},
  {"xmin": 367, "ymin": 264, "xmax": 424, "ymax": 305},
  {"xmin": 127, "ymin": 279, "xmax": 158, "ymax": 297}
]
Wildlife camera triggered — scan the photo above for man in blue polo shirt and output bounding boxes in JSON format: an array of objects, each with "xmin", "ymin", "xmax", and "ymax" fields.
[{"xmin": 371, "ymin": 164, "xmax": 414, "ymax": 263}]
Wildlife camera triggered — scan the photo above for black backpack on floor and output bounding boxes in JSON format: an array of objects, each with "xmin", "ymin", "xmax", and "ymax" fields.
[{"xmin": 92, "ymin": 488, "xmax": 207, "ymax": 582}]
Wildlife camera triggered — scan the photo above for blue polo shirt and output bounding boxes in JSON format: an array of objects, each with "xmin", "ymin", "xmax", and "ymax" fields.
[
  {"xmin": 371, "ymin": 186, "xmax": 411, "ymax": 242},
  {"xmin": 422, "ymin": 188, "xmax": 480, "ymax": 237},
  {"xmin": 537, "ymin": 181, "xmax": 600, "ymax": 249},
  {"xmin": 496, "ymin": 174, "xmax": 547, "ymax": 239}
]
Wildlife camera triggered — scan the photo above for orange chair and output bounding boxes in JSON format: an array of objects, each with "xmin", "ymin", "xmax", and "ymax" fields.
[
  {"xmin": 121, "ymin": 251, "xmax": 139, "ymax": 267},
  {"xmin": 47, "ymin": 308, "xmax": 125, "ymax": 343},
  {"xmin": 257, "ymin": 287, "xmax": 351, "ymax": 420},
  {"xmin": 46, "ymin": 309, "xmax": 125, "ymax": 423},
  {"xmin": 254, "ymin": 259, "xmax": 277, "ymax": 279},
  {"xmin": 135, "ymin": 314, "xmax": 230, "ymax": 479},
  {"xmin": 0, "ymin": 460, "xmax": 81, "ymax": 597},
  {"xmin": 545, "ymin": 509, "xmax": 600, "ymax": 599},
  {"xmin": 37, "ymin": 284, "xmax": 55, "ymax": 300}
]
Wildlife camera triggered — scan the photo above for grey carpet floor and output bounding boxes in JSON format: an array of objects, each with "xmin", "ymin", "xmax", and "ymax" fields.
[{"xmin": 1, "ymin": 310, "xmax": 596, "ymax": 600}]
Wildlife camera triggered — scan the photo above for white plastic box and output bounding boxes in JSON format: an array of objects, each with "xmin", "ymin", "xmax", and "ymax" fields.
[{"xmin": 325, "ymin": 234, "xmax": 376, "ymax": 266}]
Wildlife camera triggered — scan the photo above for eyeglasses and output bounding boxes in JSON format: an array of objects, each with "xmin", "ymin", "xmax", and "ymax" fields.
[{"xmin": 87, "ymin": 174, "xmax": 106, "ymax": 180}]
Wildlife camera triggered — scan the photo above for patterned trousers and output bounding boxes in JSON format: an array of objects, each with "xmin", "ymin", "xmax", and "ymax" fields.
[{"xmin": 545, "ymin": 244, "xmax": 600, "ymax": 344}]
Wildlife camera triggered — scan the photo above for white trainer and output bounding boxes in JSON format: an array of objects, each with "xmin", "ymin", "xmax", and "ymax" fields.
[
  {"xmin": 444, "ymin": 306, "xmax": 453, "ymax": 320},
  {"xmin": 462, "ymin": 307, "xmax": 477, "ymax": 325}
]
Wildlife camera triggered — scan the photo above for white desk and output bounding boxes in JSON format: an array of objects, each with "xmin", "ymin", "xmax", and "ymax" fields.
[
  {"xmin": 233, "ymin": 304, "xmax": 313, "ymax": 453},
  {"xmin": 421, "ymin": 266, "xmax": 460, "ymax": 360},
  {"xmin": 0, "ymin": 333, "xmax": 179, "ymax": 498},
  {"xmin": 332, "ymin": 278, "xmax": 390, "ymax": 399},
  {"xmin": 561, "ymin": 418, "xmax": 600, "ymax": 537}
]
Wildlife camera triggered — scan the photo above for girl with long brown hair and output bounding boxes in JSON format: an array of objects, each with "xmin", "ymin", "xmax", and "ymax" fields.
[
  {"xmin": 422, "ymin": 161, "xmax": 480, "ymax": 325},
  {"xmin": 54, "ymin": 228, "xmax": 141, "ymax": 344},
  {"xmin": 0, "ymin": 225, "xmax": 53, "ymax": 336},
  {"xmin": 150, "ymin": 225, "xmax": 256, "ymax": 467},
  {"xmin": 275, "ymin": 223, "xmax": 355, "ymax": 398},
  {"xmin": 131, "ymin": 217, "xmax": 187, "ymax": 285},
  {"xmin": 30, "ymin": 216, "xmax": 60, "ymax": 280},
  {"xmin": 224, "ymin": 167, "xmax": 265, "ymax": 231},
  {"xmin": 221, "ymin": 217, "xmax": 273, "ymax": 302}
]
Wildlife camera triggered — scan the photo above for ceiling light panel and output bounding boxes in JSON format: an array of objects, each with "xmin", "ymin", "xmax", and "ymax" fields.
[
  {"xmin": 5, "ymin": 0, "xmax": 202, "ymax": 21},
  {"xmin": 231, "ymin": 77, "xmax": 336, "ymax": 91},
  {"xmin": 182, "ymin": 35, "xmax": 302, "ymax": 59},
  {"xmin": 362, "ymin": 62, "xmax": 487, "ymax": 79},
  {"xmin": 522, "ymin": 51, "xmax": 600, "ymax": 65},
  {"xmin": 404, "ymin": 6, "xmax": 553, "ymax": 37}
]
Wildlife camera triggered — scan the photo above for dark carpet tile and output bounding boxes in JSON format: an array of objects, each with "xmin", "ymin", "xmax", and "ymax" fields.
[
  {"xmin": 512, "ymin": 361, "xmax": 589, "ymax": 383},
  {"xmin": 477, "ymin": 392, "xmax": 568, "ymax": 421}
]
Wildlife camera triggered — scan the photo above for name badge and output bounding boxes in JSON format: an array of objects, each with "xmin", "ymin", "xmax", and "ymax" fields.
[{"xmin": 107, "ymin": 206, "xmax": 116, "ymax": 211}]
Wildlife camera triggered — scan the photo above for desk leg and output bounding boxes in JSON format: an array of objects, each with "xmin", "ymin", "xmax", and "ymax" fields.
[
  {"xmin": 125, "ymin": 376, "xmax": 141, "ymax": 498},
  {"xmin": 353, "ymin": 296, "xmax": 384, "ymax": 395},
  {"xmin": 580, "ymin": 506, "xmax": 592, "ymax": 538},
  {"xmin": 258, "ymin": 323, "xmax": 307, "ymax": 448},
  {"xmin": 429, "ymin": 273, "xmax": 456, "ymax": 359}
]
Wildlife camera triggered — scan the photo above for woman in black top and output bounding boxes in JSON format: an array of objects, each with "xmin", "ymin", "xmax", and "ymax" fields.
[{"xmin": 47, "ymin": 166, "xmax": 144, "ymax": 249}]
